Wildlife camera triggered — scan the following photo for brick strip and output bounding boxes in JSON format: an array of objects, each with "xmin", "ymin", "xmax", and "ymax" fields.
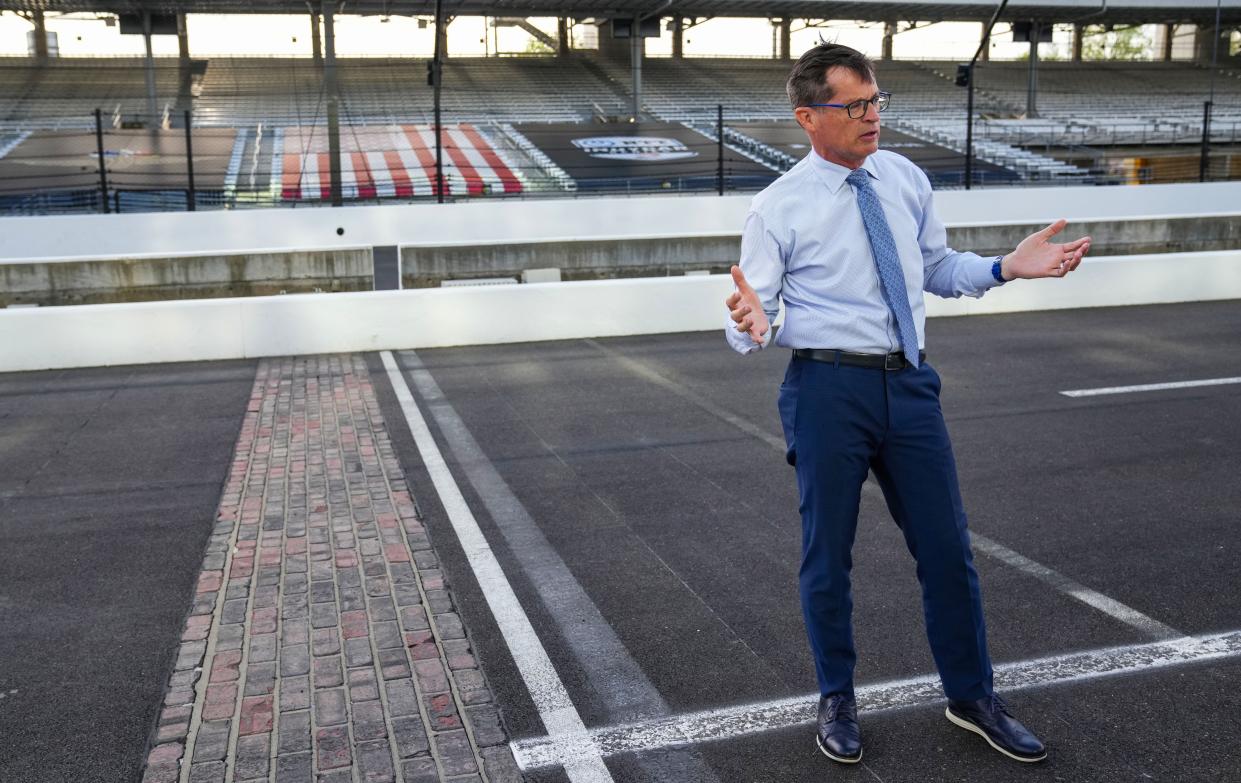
[{"xmin": 141, "ymin": 355, "xmax": 524, "ymax": 783}]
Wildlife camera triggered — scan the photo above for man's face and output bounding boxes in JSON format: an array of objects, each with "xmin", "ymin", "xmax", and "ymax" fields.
[{"xmin": 793, "ymin": 66, "xmax": 881, "ymax": 169}]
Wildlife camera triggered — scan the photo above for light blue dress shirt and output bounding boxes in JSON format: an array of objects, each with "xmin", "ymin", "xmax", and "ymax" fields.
[{"xmin": 726, "ymin": 149, "xmax": 1002, "ymax": 355}]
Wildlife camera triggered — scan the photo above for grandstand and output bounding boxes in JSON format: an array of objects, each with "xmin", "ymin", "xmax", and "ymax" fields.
[
  {"xmin": 2, "ymin": 53, "xmax": 1238, "ymax": 209},
  {"xmin": 190, "ymin": 56, "xmax": 631, "ymax": 126},
  {"xmin": 1, "ymin": 0, "xmax": 1239, "ymax": 212},
  {"xmin": 0, "ymin": 56, "xmax": 193, "ymax": 128}
]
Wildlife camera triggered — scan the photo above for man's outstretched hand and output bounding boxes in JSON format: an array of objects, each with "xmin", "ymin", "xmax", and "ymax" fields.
[
  {"xmin": 727, "ymin": 265, "xmax": 770, "ymax": 345},
  {"xmin": 1001, "ymin": 219, "xmax": 1092, "ymax": 281}
]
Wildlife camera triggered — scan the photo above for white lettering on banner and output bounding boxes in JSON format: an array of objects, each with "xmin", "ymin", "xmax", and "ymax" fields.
[{"xmin": 571, "ymin": 136, "xmax": 697, "ymax": 162}]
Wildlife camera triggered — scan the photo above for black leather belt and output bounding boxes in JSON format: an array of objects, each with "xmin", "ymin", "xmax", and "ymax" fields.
[{"xmin": 793, "ymin": 348, "xmax": 926, "ymax": 370}]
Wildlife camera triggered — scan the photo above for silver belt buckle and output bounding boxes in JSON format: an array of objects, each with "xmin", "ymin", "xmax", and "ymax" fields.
[{"xmin": 884, "ymin": 353, "xmax": 904, "ymax": 371}]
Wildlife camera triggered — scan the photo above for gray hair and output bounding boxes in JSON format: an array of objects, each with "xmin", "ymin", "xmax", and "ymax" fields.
[{"xmin": 786, "ymin": 43, "xmax": 876, "ymax": 109}]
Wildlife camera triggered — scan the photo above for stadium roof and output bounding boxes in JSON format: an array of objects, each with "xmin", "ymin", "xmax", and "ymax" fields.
[{"xmin": 1, "ymin": 0, "xmax": 1238, "ymax": 24}]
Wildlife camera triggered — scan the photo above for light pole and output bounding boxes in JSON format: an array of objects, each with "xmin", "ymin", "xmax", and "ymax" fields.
[{"xmin": 957, "ymin": 0, "xmax": 1010, "ymax": 190}]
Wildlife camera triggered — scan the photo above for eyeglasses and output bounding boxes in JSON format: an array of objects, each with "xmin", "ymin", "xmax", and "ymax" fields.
[{"xmin": 805, "ymin": 91, "xmax": 891, "ymax": 119}]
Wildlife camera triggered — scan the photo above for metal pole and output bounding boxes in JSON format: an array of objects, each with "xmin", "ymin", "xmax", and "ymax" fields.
[
  {"xmin": 1200, "ymin": 100, "xmax": 1213, "ymax": 182},
  {"xmin": 184, "ymin": 110, "xmax": 196, "ymax": 211},
  {"xmin": 143, "ymin": 12, "xmax": 158, "ymax": 123},
  {"xmin": 962, "ymin": 0, "xmax": 1010, "ymax": 191},
  {"xmin": 311, "ymin": 11, "xmax": 322, "ymax": 67},
  {"xmin": 1202, "ymin": 0, "xmax": 1222, "ymax": 182},
  {"xmin": 177, "ymin": 13, "xmax": 190, "ymax": 61},
  {"xmin": 33, "ymin": 11, "xmax": 48, "ymax": 60},
  {"xmin": 1026, "ymin": 21, "xmax": 1039, "ymax": 118},
  {"xmin": 630, "ymin": 22, "xmax": 643, "ymax": 120},
  {"xmin": 717, "ymin": 104, "xmax": 724, "ymax": 195},
  {"xmin": 322, "ymin": 3, "xmax": 343, "ymax": 206},
  {"xmin": 432, "ymin": 0, "xmax": 444, "ymax": 203},
  {"xmin": 965, "ymin": 76, "xmax": 974, "ymax": 190},
  {"xmin": 94, "ymin": 108, "xmax": 110, "ymax": 214}
]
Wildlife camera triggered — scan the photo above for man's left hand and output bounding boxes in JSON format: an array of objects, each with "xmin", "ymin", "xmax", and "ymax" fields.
[{"xmin": 1001, "ymin": 219, "xmax": 1092, "ymax": 281}]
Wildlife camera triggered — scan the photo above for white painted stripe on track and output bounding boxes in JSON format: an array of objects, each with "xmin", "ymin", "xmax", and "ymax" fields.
[
  {"xmin": 379, "ymin": 351, "xmax": 614, "ymax": 783},
  {"xmin": 511, "ymin": 628, "xmax": 1241, "ymax": 770},
  {"xmin": 1060, "ymin": 377, "xmax": 1241, "ymax": 397},
  {"xmin": 590, "ymin": 343, "xmax": 1184, "ymax": 640},
  {"xmin": 396, "ymin": 350, "xmax": 722, "ymax": 782},
  {"xmin": 583, "ymin": 339, "xmax": 786, "ymax": 453},
  {"xmin": 968, "ymin": 533, "xmax": 1183, "ymax": 640}
]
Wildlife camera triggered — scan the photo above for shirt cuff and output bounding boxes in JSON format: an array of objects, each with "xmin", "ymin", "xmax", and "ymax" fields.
[
  {"xmin": 725, "ymin": 317, "xmax": 769, "ymax": 354},
  {"xmin": 973, "ymin": 255, "xmax": 1005, "ymax": 292}
]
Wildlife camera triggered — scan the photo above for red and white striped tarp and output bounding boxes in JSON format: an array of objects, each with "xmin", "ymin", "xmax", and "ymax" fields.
[{"xmin": 279, "ymin": 123, "xmax": 522, "ymax": 201}]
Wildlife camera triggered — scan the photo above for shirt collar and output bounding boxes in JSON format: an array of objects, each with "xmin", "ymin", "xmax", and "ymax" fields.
[{"xmin": 808, "ymin": 149, "xmax": 881, "ymax": 194}]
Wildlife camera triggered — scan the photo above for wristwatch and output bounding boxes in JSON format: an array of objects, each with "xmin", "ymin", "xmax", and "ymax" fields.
[{"xmin": 991, "ymin": 256, "xmax": 1007, "ymax": 284}]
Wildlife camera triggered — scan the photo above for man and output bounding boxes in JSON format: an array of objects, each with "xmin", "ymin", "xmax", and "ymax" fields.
[{"xmin": 725, "ymin": 43, "xmax": 1090, "ymax": 765}]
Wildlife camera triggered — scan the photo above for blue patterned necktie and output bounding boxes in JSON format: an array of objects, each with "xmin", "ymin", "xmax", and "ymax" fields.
[{"xmin": 846, "ymin": 168, "xmax": 920, "ymax": 368}]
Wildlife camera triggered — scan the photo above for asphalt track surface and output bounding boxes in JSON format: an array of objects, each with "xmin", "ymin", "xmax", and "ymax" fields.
[
  {"xmin": 370, "ymin": 300, "xmax": 1241, "ymax": 783},
  {"xmin": 1, "ymin": 300, "xmax": 1239, "ymax": 782},
  {"xmin": 0, "ymin": 361, "xmax": 256, "ymax": 783}
]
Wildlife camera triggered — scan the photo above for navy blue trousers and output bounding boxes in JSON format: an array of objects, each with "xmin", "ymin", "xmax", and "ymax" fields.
[{"xmin": 778, "ymin": 355, "xmax": 994, "ymax": 702}]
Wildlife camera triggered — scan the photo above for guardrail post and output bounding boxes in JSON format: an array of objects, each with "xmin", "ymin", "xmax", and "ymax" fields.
[
  {"xmin": 184, "ymin": 110, "xmax": 196, "ymax": 211},
  {"xmin": 94, "ymin": 108, "xmax": 110, "ymax": 214},
  {"xmin": 1200, "ymin": 101, "xmax": 1213, "ymax": 182},
  {"xmin": 372, "ymin": 246, "xmax": 402, "ymax": 290}
]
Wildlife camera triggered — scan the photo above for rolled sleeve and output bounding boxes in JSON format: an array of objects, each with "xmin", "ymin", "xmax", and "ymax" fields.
[{"xmin": 725, "ymin": 211, "xmax": 785, "ymax": 354}]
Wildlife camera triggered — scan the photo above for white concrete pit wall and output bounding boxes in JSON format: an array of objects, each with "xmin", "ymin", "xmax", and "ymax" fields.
[
  {"xmin": 2, "ymin": 250, "xmax": 1240, "ymax": 373},
  {"xmin": 3, "ymin": 181, "xmax": 1241, "ymax": 264}
]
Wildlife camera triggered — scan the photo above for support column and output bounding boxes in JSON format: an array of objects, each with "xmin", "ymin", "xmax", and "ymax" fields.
[
  {"xmin": 779, "ymin": 18, "xmax": 791, "ymax": 60},
  {"xmin": 630, "ymin": 20, "xmax": 643, "ymax": 120},
  {"xmin": 435, "ymin": 19, "xmax": 448, "ymax": 61},
  {"xmin": 672, "ymin": 16, "xmax": 683, "ymax": 59},
  {"xmin": 980, "ymin": 21, "xmax": 990, "ymax": 61},
  {"xmin": 882, "ymin": 21, "xmax": 895, "ymax": 60},
  {"xmin": 1162, "ymin": 23, "xmax": 1175, "ymax": 61},
  {"xmin": 1026, "ymin": 21, "xmax": 1039, "ymax": 118},
  {"xmin": 32, "ymin": 11, "xmax": 49, "ymax": 60},
  {"xmin": 143, "ymin": 12, "xmax": 158, "ymax": 121},
  {"xmin": 322, "ymin": 2, "xmax": 343, "ymax": 207},
  {"xmin": 311, "ymin": 12, "xmax": 322, "ymax": 67},
  {"xmin": 1072, "ymin": 22, "xmax": 1083, "ymax": 62},
  {"xmin": 558, "ymin": 17, "xmax": 570, "ymax": 56},
  {"xmin": 432, "ymin": 0, "xmax": 446, "ymax": 202},
  {"xmin": 177, "ymin": 13, "xmax": 190, "ymax": 60},
  {"xmin": 1193, "ymin": 24, "xmax": 1231, "ymax": 67}
]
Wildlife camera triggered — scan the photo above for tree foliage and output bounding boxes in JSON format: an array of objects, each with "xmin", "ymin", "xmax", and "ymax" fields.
[{"xmin": 1082, "ymin": 25, "xmax": 1152, "ymax": 60}]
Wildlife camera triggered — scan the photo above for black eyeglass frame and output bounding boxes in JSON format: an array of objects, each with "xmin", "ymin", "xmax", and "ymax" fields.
[{"xmin": 805, "ymin": 91, "xmax": 891, "ymax": 119}]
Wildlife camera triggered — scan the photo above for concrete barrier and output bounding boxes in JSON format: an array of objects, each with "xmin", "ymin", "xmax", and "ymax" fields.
[
  {"xmin": 3, "ymin": 249, "xmax": 1240, "ymax": 373},
  {"xmin": 4, "ymin": 182, "xmax": 1240, "ymax": 264}
]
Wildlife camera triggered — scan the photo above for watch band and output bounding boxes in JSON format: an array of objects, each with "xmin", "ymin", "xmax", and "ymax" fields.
[{"xmin": 991, "ymin": 257, "xmax": 1006, "ymax": 284}]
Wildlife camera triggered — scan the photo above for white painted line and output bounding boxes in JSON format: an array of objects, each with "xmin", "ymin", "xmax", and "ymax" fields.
[
  {"xmin": 511, "ymin": 628, "xmax": 1241, "ymax": 770},
  {"xmin": 1060, "ymin": 377, "xmax": 1241, "ymax": 398},
  {"xmin": 379, "ymin": 351, "xmax": 614, "ymax": 783},
  {"xmin": 584, "ymin": 338, "xmax": 787, "ymax": 453},
  {"xmin": 594, "ymin": 343, "xmax": 1182, "ymax": 643},
  {"xmin": 397, "ymin": 350, "xmax": 721, "ymax": 783},
  {"xmin": 969, "ymin": 533, "xmax": 1183, "ymax": 640}
]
